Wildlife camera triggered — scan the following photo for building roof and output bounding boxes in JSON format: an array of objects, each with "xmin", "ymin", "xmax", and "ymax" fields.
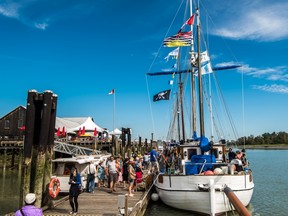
[{"xmin": 0, "ymin": 105, "xmax": 26, "ymax": 120}]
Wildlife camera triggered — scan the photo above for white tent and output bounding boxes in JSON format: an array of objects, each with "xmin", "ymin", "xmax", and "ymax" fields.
[
  {"xmin": 110, "ymin": 128, "xmax": 122, "ymax": 135},
  {"xmin": 55, "ymin": 117, "xmax": 105, "ymax": 134}
]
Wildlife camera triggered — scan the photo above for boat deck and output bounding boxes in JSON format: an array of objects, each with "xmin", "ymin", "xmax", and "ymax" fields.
[{"xmin": 43, "ymin": 184, "xmax": 150, "ymax": 216}]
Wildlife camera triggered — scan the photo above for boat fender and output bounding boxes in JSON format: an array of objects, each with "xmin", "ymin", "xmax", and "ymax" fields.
[
  {"xmin": 49, "ymin": 177, "xmax": 60, "ymax": 199},
  {"xmin": 204, "ymin": 170, "xmax": 214, "ymax": 175},
  {"xmin": 151, "ymin": 193, "xmax": 159, "ymax": 201},
  {"xmin": 213, "ymin": 168, "xmax": 223, "ymax": 175}
]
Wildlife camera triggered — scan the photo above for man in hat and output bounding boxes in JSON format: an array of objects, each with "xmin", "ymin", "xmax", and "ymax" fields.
[{"xmin": 15, "ymin": 193, "xmax": 43, "ymax": 216}]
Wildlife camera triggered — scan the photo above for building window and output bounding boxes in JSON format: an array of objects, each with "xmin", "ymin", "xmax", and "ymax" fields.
[
  {"xmin": 4, "ymin": 120, "xmax": 10, "ymax": 129},
  {"xmin": 19, "ymin": 109, "xmax": 25, "ymax": 118},
  {"xmin": 18, "ymin": 119, "xmax": 24, "ymax": 128}
]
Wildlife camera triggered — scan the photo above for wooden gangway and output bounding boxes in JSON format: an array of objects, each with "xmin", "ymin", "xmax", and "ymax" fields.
[{"xmin": 43, "ymin": 184, "xmax": 152, "ymax": 216}]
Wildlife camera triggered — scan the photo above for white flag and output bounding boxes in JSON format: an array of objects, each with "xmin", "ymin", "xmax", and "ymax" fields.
[
  {"xmin": 191, "ymin": 50, "xmax": 210, "ymax": 65},
  {"xmin": 201, "ymin": 62, "xmax": 213, "ymax": 75},
  {"xmin": 164, "ymin": 47, "xmax": 179, "ymax": 62}
]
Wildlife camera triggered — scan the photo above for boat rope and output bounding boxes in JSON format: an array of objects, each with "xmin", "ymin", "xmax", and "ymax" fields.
[
  {"xmin": 145, "ymin": 1, "xmax": 185, "ymax": 139},
  {"xmin": 133, "ymin": 173, "xmax": 160, "ymax": 209}
]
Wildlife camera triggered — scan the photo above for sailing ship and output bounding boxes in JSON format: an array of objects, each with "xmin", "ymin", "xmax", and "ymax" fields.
[{"xmin": 148, "ymin": 0, "xmax": 254, "ymax": 215}]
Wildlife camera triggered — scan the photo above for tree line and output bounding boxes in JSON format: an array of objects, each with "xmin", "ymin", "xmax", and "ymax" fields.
[{"xmin": 233, "ymin": 131, "xmax": 288, "ymax": 145}]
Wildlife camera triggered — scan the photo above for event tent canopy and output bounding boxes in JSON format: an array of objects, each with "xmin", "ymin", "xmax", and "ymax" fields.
[{"xmin": 55, "ymin": 117, "xmax": 105, "ymax": 134}]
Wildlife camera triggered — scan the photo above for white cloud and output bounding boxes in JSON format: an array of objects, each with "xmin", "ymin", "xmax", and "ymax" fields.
[
  {"xmin": 0, "ymin": 1, "xmax": 95, "ymax": 30},
  {"xmin": 0, "ymin": 2, "xmax": 20, "ymax": 18},
  {"xmin": 252, "ymin": 84, "xmax": 288, "ymax": 93},
  {"xmin": 238, "ymin": 65, "xmax": 288, "ymax": 82},
  {"xmin": 211, "ymin": 2, "xmax": 288, "ymax": 41},
  {"xmin": 34, "ymin": 22, "xmax": 48, "ymax": 30}
]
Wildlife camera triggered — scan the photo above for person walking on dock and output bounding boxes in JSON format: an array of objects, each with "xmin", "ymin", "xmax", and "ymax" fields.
[
  {"xmin": 106, "ymin": 156, "xmax": 118, "ymax": 193},
  {"xmin": 149, "ymin": 146, "xmax": 159, "ymax": 174},
  {"xmin": 128, "ymin": 158, "xmax": 136, "ymax": 197},
  {"xmin": 15, "ymin": 193, "xmax": 43, "ymax": 216},
  {"xmin": 69, "ymin": 167, "xmax": 81, "ymax": 215},
  {"xmin": 82, "ymin": 161, "xmax": 97, "ymax": 193},
  {"xmin": 122, "ymin": 157, "xmax": 129, "ymax": 189},
  {"xmin": 97, "ymin": 160, "xmax": 106, "ymax": 187}
]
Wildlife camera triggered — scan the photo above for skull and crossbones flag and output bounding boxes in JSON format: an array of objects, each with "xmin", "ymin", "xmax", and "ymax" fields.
[{"xmin": 153, "ymin": 89, "xmax": 171, "ymax": 102}]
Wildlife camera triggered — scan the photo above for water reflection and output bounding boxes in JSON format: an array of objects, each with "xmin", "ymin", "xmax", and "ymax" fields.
[{"xmin": 0, "ymin": 168, "xmax": 21, "ymax": 215}]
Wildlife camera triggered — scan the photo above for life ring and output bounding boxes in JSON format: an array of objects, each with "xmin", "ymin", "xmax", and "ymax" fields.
[{"xmin": 49, "ymin": 177, "xmax": 60, "ymax": 199}]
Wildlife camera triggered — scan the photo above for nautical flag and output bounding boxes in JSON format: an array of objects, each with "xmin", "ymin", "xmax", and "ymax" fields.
[
  {"xmin": 153, "ymin": 89, "xmax": 171, "ymax": 102},
  {"xmin": 194, "ymin": 61, "xmax": 213, "ymax": 76},
  {"xmin": 200, "ymin": 51, "xmax": 210, "ymax": 63},
  {"xmin": 201, "ymin": 62, "xmax": 213, "ymax": 75},
  {"xmin": 178, "ymin": 14, "xmax": 195, "ymax": 33},
  {"xmin": 163, "ymin": 32, "xmax": 192, "ymax": 47},
  {"xmin": 164, "ymin": 47, "xmax": 179, "ymax": 62},
  {"xmin": 108, "ymin": 89, "xmax": 115, "ymax": 95},
  {"xmin": 191, "ymin": 50, "xmax": 210, "ymax": 66}
]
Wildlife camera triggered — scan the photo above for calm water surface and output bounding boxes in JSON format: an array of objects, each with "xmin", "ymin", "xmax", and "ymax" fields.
[
  {"xmin": 145, "ymin": 150, "xmax": 288, "ymax": 216},
  {"xmin": 1, "ymin": 150, "xmax": 288, "ymax": 215}
]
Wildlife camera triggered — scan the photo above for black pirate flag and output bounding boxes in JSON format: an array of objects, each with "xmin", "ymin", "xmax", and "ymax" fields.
[{"xmin": 153, "ymin": 89, "xmax": 171, "ymax": 102}]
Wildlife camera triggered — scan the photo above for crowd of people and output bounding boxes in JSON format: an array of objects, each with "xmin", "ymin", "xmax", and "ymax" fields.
[{"xmin": 16, "ymin": 146, "xmax": 250, "ymax": 215}]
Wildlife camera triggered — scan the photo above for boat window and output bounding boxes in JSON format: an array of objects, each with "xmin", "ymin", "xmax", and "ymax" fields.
[
  {"xmin": 63, "ymin": 163, "xmax": 75, "ymax": 175},
  {"xmin": 212, "ymin": 148, "xmax": 219, "ymax": 159},
  {"xmin": 188, "ymin": 149, "xmax": 197, "ymax": 160}
]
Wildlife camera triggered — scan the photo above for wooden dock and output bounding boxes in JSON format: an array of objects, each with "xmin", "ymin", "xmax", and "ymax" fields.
[{"xmin": 43, "ymin": 183, "xmax": 153, "ymax": 216}]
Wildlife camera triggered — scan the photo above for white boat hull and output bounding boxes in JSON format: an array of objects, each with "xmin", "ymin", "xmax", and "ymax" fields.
[{"xmin": 155, "ymin": 173, "xmax": 254, "ymax": 215}]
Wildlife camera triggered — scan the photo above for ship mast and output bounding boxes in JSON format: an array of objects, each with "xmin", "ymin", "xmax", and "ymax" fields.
[
  {"xmin": 189, "ymin": 0, "xmax": 197, "ymax": 139},
  {"xmin": 196, "ymin": 7, "xmax": 205, "ymax": 137},
  {"xmin": 178, "ymin": 51, "xmax": 186, "ymax": 143}
]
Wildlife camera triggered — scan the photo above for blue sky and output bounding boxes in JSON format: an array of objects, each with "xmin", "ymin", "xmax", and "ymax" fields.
[{"xmin": 0, "ymin": 0, "xmax": 288, "ymax": 141}]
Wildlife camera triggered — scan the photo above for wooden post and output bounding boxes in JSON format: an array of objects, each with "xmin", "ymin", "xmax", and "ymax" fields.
[
  {"xmin": 112, "ymin": 135, "xmax": 116, "ymax": 156},
  {"xmin": 114, "ymin": 136, "xmax": 120, "ymax": 155},
  {"xmin": 43, "ymin": 93, "xmax": 58, "ymax": 207},
  {"xmin": 127, "ymin": 131, "xmax": 131, "ymax": 147},
  {"xmin": 20, "ymin": 90, "xmax": 58, "ymax": 208},
  {"xmin": 3, "ymin": 148, "xmax": 7, "ymax": 169},
  {"xmin": 138, "ymin": 136, "xmax": 142, "ymax": 155},
  {"xmin": 122, "ymin": 128, "xmax": 126, "ymax": 153},
  {"xmin": 11, "ymin": 148, "xmax": 15, "ymax": 167},
  {"xmin": 94, "ymin": 137, "xmax": 98, "ymax": 151},
  {"xmin": 34, "ymin": 91, "xmax": 53, "ymax": 207},
  {"xmin": 21, "ymin": 90, "xmax": 37, "ymax": 206}
]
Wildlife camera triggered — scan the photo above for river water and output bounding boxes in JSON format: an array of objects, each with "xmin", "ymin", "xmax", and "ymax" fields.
[{"xmin": 1, "ymin": 150, "xmax": 288, "ymax": 215}]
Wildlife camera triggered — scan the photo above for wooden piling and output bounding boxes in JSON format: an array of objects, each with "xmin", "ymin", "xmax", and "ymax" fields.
[
  {"xmin": 43, "ymin": 93, "xmax": 58, "ymax": 207},
  {"xmin": 20, "ymin": 90, "xmax": 58, "ymax": 208},
  {"xmin": 21, "ymin": 90, "xmax": 37, "ymax": 206},
  {"xmin": 34, "ymin": 91, "xmax": 53, "ymax": 207}
]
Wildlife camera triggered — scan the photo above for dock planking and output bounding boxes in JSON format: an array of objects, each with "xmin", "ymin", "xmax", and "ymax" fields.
[{"xmin": 43, "ymin": 185, "xmax": 148, "ymax": 216}]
